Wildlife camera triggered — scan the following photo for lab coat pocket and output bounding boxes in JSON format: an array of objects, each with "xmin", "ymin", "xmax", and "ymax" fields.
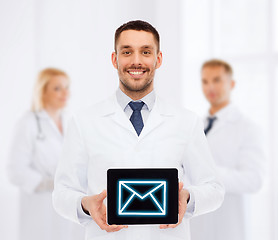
[{"xmin": 152, "ymin": 138, "xmax": 185, "ymax": 167}]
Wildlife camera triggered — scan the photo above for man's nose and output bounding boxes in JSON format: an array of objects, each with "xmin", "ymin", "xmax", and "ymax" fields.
[
  {"xmin": 206, "ymin": 82, "xmax": 215, "ymax": 91},
  {"xmin": 131, "ymin": 52, "xmax": 142, "ymax": 66}
]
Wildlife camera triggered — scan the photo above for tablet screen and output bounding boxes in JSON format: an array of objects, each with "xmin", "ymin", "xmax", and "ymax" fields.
[{"xmin": 107, "ymin": 168, "xmax": 178, "ymax": 225}]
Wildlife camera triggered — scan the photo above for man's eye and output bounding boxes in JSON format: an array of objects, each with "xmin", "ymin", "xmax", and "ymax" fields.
[
  {"xmin": 143, "ymin": 51, "xmax": 151, "ymax": 55},
  {"xmin": 123, "ymin": 51, "xmax": 131, "ymax": 55}
]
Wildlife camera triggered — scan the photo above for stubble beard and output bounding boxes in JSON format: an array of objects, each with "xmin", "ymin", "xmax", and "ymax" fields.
[
  {"xmin": 119, "ymin": 68, "xmax": 155, "ymax": 94},
  {"xmin": 120, "ymin": 77, "xmax": 154, "ymax": 93}
]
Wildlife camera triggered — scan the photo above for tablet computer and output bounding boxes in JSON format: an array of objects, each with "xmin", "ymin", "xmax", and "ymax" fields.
[{"xmin": 107, "ymin": 168, "xmax": 178, "ymax": 225}]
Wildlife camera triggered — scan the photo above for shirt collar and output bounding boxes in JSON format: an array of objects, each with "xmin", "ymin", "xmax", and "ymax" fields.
[
  {"xmin": 116, "ymin": 88, "xmax": 156, "ymax": 112},
  {"xmin": 206, "ymin": 103, "xmax": 238, "ymax": 122},
  {"xmin": 35, "ymin": 109, "xmax": 50, "ymax": 119}
]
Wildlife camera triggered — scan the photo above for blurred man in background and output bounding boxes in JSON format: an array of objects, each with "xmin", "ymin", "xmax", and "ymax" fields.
[{"xmin": 190, "ymin": 59, "xmax": 265, "ymax": 240}]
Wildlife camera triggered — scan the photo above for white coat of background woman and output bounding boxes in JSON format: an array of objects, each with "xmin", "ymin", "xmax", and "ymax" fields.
[{"xmin": 7, "ymin": 68, "xmax": 84, "ymax": 240}]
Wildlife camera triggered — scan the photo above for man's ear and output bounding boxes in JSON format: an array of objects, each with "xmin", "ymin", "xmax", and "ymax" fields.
[
  {"xmin": 111, "ymin": 52, "xmax": 118, "ymax": 69},
  {"xmin": 155, "ymin": 51, "xmax": 163, "ymax": 69},
  {"xmin": 231, "ymin": 79, "xmax": 236, "ymax": 89}
]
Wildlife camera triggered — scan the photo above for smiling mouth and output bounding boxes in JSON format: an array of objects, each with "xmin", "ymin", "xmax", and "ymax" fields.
[
  {"xmin": 129, "ymin": 71, "xmax": 144, "ymax": 74},
  {"xmin": 127, "ymin": 69, "xmax": 146, "ymax": 78}
]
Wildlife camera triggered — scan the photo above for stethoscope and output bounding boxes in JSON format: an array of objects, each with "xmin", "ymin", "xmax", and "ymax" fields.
[{"xmin": 34, "ymin": 112, "xmax": 46, "ymax": 140}]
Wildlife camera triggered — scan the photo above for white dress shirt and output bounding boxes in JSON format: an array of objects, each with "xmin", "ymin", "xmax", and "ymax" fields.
[{"xmin": 116, "ymin": 88, "xmax": 155, "ymax": 122}]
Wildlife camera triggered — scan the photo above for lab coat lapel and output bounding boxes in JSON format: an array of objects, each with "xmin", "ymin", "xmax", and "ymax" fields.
[
  {"xmin": 138, "ymin": 97, "xmax": 173, "ymax": 141},
  {"xmin": 111, "ymin": 106, "xmax": 137, "ymax": 135},
  {"xmin": 103, "ymin": 95, "xmax": 137, "ymax": 136},
  {"xmin": 206, "ymin": 104, "xmax": 240, "ymax": 135},
  {"xmin": 138, "ymin": 105, "xmax": 163, "ymax": 140},
  {"xmin": 37, "ymin": 110, "xmax": 63, "ymax": 139},
  {"xmin": 209, "ymin": 120, "xmax": 224, "ymax": 135}
]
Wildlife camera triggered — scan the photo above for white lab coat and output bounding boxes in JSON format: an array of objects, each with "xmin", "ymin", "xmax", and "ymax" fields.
[
  {"xmin": 53, "ymin": 93, "xmax": 225, "ymax": 240},
  {"xmin": 7, "ymin": 110, "xmax": 84, "ymax": 240},
  {"xmin": 190, "ymin": 104, "xmax": 264, "ymax": 240}
]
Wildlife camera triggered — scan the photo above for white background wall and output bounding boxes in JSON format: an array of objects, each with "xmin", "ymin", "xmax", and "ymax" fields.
[{"xmin": 0, "ymin": 0, "xmax": 277, "ymax": 239}]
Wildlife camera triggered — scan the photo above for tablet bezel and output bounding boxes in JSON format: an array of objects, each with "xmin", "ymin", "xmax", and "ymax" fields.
[{"xmin": 107, "ymin": 168, "xmax": 178, "ymax": 225}]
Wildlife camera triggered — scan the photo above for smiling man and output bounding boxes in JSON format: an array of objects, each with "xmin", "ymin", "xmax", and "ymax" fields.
[{"xmin": 52, "ymin": 20, "xmax": 224, "ymax": 240}]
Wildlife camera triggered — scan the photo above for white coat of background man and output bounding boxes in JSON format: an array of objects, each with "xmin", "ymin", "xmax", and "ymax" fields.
[
  {"xmin": 52, "ymin": 20, "xmax": 225, "ymax": 240},
  {"xmin": 190, "ymin": 59, "xmax": 265, "ymax": 240}
]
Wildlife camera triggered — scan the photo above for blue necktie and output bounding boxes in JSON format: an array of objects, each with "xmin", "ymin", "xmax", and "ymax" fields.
[
  {"xmin": 204, "ymin": 117, "xmax": 217, "ymax": 135},
  {"xmin": 129, "ymin": 101, "xmax": 144, "ymax": 136}
]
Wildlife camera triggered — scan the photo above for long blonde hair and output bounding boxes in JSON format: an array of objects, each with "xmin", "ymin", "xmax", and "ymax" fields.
[{"xmin": 32, "ymin": 68, "xmax": 69, "ymax": 111}]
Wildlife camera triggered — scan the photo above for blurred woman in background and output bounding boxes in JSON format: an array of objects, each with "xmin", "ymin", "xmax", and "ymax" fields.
[{"xmin": 7, "ymin": 68, "xmax": 84, "ymax": 240}]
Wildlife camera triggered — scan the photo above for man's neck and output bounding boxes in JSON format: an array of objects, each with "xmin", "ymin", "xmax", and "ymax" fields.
[
  {"xmin": 209, "ymin": 101, "xmax": 230, "ymax": 115},
  {"xmin": 119, "ymin": 86, "xmax": 153, "ymax": 101}
]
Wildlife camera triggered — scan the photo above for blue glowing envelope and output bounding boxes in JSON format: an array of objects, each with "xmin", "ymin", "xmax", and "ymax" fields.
[{"xmin": 118, "ymin": 180, "xmax": 167, "ymax": 216}]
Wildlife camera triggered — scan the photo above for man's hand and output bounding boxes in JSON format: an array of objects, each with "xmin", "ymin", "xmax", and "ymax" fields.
[
  {"xmin": 81, "ymin": 190, "xmax": 128, "ymax": 232},
  {"xmin": 160, "ymin": 182, "xmax": 189, "ymax": 229}
]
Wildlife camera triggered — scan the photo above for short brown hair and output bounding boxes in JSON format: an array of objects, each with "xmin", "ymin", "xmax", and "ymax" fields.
[
  {"xmin": 114, "ymin": 20, "xmax": 160, "ymax": 53},
  {"xmin": 202, "ymin": 59, "xmax": 233, "ymax": 77}
]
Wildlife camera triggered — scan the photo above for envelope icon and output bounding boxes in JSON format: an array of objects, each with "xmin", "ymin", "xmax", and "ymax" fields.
[{"xmin": 118, "ymin": 180, "xmax": 167, "ymax": 216}]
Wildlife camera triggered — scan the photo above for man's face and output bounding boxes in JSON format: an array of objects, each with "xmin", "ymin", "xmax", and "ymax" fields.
[
  {"xmin": 112, "ymin": 30, "xmax": 162, "ymax": 94},
  {"xmin": 202, "ymin": 66, "xmax": 235, "ymax": 107}
]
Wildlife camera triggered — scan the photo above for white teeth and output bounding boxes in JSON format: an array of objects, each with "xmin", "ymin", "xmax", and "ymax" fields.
[{"xmin": 129, "ymin": 71, "xmax": 143, "ymax": 75}]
